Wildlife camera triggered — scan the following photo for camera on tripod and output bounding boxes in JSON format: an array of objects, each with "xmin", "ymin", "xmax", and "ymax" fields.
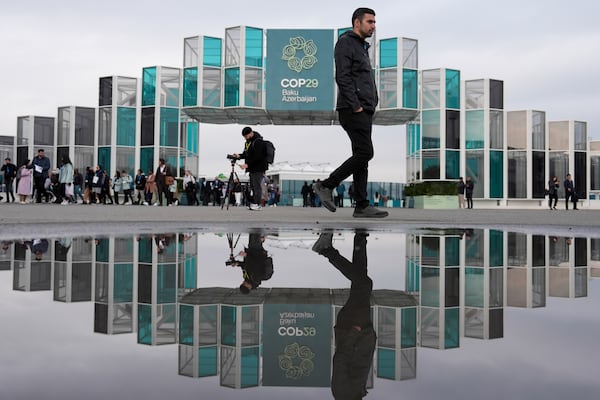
[
  {"xmin": 225, "ymin": 255, "xmax": 238, "ymax": 266},
  {"xmin": 226, "ymin": 154, "xmax": 240, "ymax": 161}
]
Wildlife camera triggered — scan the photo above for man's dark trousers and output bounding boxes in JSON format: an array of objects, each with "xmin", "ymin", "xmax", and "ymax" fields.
[{"xmin": 323, "ymin": 110, "xmax": 373, "ymax": 209}]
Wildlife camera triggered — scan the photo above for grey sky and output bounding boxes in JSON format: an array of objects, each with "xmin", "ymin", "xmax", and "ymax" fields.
[{"xmin": 1, "ymin": 0, "xmax": 598, "ymax": 181}]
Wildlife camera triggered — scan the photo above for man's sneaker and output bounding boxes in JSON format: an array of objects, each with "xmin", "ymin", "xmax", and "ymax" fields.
[
  {"xmin": 60, "ymin": 200, "xmax": 69, "ymax": 205},
  {"xmin": 312, "ymin": 232, "xmax": 333, "ymax": 255},
  {"xmin": 249, "ymin": 203, "xmax": 262, "ymax": 211},
  {"xmin": 353, "ymin": 205, "xmax": 389, "ymax": 218},
  {"xmin": 313, "ymin": 182, "xmax": 336, "ymax": 212}
]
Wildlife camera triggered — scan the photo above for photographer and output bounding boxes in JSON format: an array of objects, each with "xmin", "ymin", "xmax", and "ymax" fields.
[
  {"xmin": 228, "ymin": 232, "xmax": 273, "ymax": 294},
  {"xmin": 233, "ymin": 126, "xmax": 268, "ymax": 211}
]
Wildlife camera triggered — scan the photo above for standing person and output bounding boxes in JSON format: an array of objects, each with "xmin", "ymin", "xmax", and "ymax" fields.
[
  {"xmin": 456, "ymin": 177, "xmax": 465, "ymax": 209},
  {"xmin": 183, "ymin": 170, "xmax": 198, "ymax": 206},
  {"xmin": 312, "ymin": 8, "xmax": 387, "ymax": 218},
  {"xmin": 120, "ymin": 170, "xmax": 134, "ymax": 205},
  {"xmin": 301, "ymin": 181, "xmax": 311, "ymax": 207},
  {"xmin": 234, "ymin": 126, "xmax": 269, "ymax": 211},
  {"xmin": 465, "ymin": 176, "xmax": 474, "ymax": 209},
  {"xmin": 112, "ymin": 170, "xmax": 122, "ymax": 205},
  {"xmin": 73, "ymin": 168, "xmax": 84, "ymax": 204},
  {"xmin": 1, "ymin": 157, "xmax": 17, "ymax": 203},
  {"xmin": 232, "ymin": 178, "xmax": 243, "ymax": 207},
  {"xmin": 84, "ymin": 167, "xmax": 95, "ymax": 204},
  {"xmin": 102, "ymin": 170, "xmax": 114, "ymax": 204},
  {"xmin": 91, "ymin": 165, "xmax": 104, "ymax": 204},
  {"xmin": 16, "ymin": 160, "xmax": 32, "ymax": 204},
  {"xmin": 134, "ymin": 169, "xmax": 146, "ymax": 205},
  {"xmin": 155, "ymin": 158, "xmax": 174, "ymax": 206},
  {"xmin": 58, "ymin": 155, "xmax": 74, "ymax": 205},
  {"xmin": 27, "ymin": 149, "xmax": 51, "ymax": 203},
  {"xmin": 228, "ymin": 232, "xmax": 273, "ymax": 294},
  {"xmin": 336, "ymin": 182, "xmax": 346, "ymax": 207},
  {"xmin": 547, "ymin": 176, "xmax": 559, "ymax": 210},
  {"xmin": 144, "ymin": 169, "xmax": 157, "ymax": 206},
  {"xmin": 564, "ymin": 173, "xmax": 574, "ymax": 210}
]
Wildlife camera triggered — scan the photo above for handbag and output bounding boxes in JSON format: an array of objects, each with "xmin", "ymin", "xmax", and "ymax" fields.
[
  {"xmin": 165, "ymin": 176, "xmax": 175, "ymax": 186},
  {"xmin": 65, "ymin": 183, "xmax": 74, "ymax": 197}
]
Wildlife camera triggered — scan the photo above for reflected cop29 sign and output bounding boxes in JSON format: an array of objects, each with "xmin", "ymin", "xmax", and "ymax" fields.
[
  {"xmin": 262, "ymin": 303, "xmax": 332, "ymax": 387},
  {"xmin": 266, "ymin": 29, "xmax": 334, "ymax": 111}
]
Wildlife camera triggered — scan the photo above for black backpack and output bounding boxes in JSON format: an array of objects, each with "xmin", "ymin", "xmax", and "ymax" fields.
[
  {"xmin": 263, "ymin": 140, "xmax": 275, "ymax": 164},
  {"xmin": 263, "ymin": 256, "xmax": 274, "ymax": 280}
]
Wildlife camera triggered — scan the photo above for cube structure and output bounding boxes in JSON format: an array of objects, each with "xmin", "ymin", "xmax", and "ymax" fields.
[
  {"xmin": 56, "ymin": 106, "xmax": 95, "ymax": 170},
  {"xmin": 16, "ymin": 115, "xmax": 55, "ymax": 168},
  {"xmin": 548, "ymin": 120, "xmax": 588, "ymax": 200},
  {"xmin": 98, "ymin": 76, "xmax": 138, "ymax": 176},
  {"xmin": 590, "ymin": 140, "xmax": 600, "ymax": 200},
  {"xmin": 12, "ymin": 239, "xmax": 52, "ymax": 292},
  {"xmin": 506, "ymin": 232, "xmax": 547, "ymax": 308},
  {"xmin": 548, "ymin": 237, "xmax": 588, "ymax": 298},
  {"xmin": 54, "ymin": 238, "xmax": 92, "ymax": 303}
]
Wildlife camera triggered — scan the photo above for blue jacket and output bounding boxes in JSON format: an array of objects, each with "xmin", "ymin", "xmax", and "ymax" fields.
[{"xmin": 28, "ymin": 155, "xmax": 51, "ymax": 178}]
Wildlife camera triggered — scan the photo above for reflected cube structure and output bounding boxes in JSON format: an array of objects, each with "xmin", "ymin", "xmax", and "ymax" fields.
[
  {"xmin": 98, "ymin": 76, "xmax": 138, "ymax": 176},
  {"xmin": 592, "ymin": 238, "xmax": 600, "ymax": 278},
  {"xmin": 54, "ymin": 238, "xmax": 92, "ymax": 303},
  {"xmin": 94, "ymin": 237, "xmax": 136, "ymax": 334},
  {"xmin": 373, "ymin": 290, "xmax": 418, "ymax": 381},
  {"xmin": 506, "ymin": 233, "xmax": 547, "ymax": 308},
  {"xmin": 12, "ymin": 240, "xmax": 52, "ymax": 292},
  {"xmin": 56, "ymin": 106, "xmax": 95, "ymax": 170},
  {"xmin": 419, "ymin": 236, "xmax": 460, "ymax": 349},
  {"xmin": 463, "ymin": 230, "xmax": 504, "ymax": 340},
  {"xmin": 16, "ymin": 115, "xmax": 55, "ymax": 168},
  {"xmin": 548, "ymin": 237, "xmax": 588, "ymax": 298},
  {"xmin": 590, "ymin": 140, "xmax": 600, "ymax": 201}
]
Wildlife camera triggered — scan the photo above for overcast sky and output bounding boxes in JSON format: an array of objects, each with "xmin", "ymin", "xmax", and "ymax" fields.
[{"xmin": 1, "ymin": 0, "xmax": 598, "ymax": 181}]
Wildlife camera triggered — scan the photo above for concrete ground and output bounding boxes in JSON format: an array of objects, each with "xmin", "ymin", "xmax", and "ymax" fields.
[{"xmin": 1, "ymin": 202, "xmax": 598, "ymax": 239}]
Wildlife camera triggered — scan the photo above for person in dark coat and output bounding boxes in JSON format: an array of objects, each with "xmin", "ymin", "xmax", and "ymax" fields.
[
  {"xmin": 564, "ymin": 173, "xmax": 575, "ymax": 210},
  {"xmin": 547, "ymin": 176, "xmax": 559, "ymax": 210},
  {"xmin": 27, "ymin": 149, "xmax": 51, "ymax": 203},
  {"xmin": 234, "ymin": 127, "xmax": 268, "ymax": 211},
  {"xmin": 230, "ymin": 232, "xmax": 273, "ymax": 294},
  {"xmin": 465, "ymin": 176, "xmax": 474, "ymax": 209},
  {"xmin": 312, "ymin": 231, "xmax": 375, "ymax": 399}
]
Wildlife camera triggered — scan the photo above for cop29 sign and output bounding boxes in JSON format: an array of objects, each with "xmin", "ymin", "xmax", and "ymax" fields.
[{"xmin": 266, "ymin": 29, "xmax": 334, "ymax": 111}]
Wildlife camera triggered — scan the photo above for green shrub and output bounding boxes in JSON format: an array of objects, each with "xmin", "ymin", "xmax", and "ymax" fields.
[{"xmin": 404, "ymin": 181, "xmax": 457, "ymax": 196}]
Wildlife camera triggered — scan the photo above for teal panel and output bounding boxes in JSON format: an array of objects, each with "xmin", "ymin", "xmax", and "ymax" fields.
[
  {"xmin": 490, "ymin": 150, "xmax": 504, "ymax": 198},
  {"xmin": 465, "ymin": 268, "xmax": 484, "ymax": 307},
  {"xmin": 183, "ymin": 67, "xmax": 198, "ymax": 107},
  {"xmin": 490, "ymin": 230, "xmax": 504, "ymax": 267},
  {"xmin": 241, "ymin": 347, "xmax": 260, "ymax": 387},
  {"xmin": 401, "ymin": 308, "xmax": 417, "ymax": 348},
  {"xmin": 179, "ymin": 305, "xmax": 194, "ymax": 345},
  {"xmin": 221, "ymin": 306, "xmax": 237, "ymax": 346},
  {"xmin": 159, "ymin": 108, "xmax": 179, "ymax": 147},
  {"xmin": 380, "ymin": 38, "xmax": 397, "ymax": 68},
  {"xmin": 245, "ymin": 27, "xmax": 263, "ymax": 67},
  {"xmin": 224, "ymin": 68, "xmax": 240, "ymax": 107},
  {"xmin": 98, "ymin": 147, "xmax": 111, "ymax": 175},
  {"xmin": 203, "ymin": 37, "xmax": 222, "ymax": 67},
  {"xmin": 444, "ymin": 308, "xmax": 460, "ymax": 348},
  {"xmin": 198, "ymin": 347, "xmax": 218, "ymax": 376},
  {"xmin": 95, "ymin": 238, "xmax": 109, "ymax": 263},
  {"xmin": 422, "ymin": 110, "xmax": 440, "ymax": 149},
  {"xmin": 116, "ymin": 107, "xmax": 136, "ymax": 146},
  {"xmin": 446, "ymin": 150, "xmax": 460, "ymax": 179},
  {"xmin": 466, "ymin": 110, "xmax": 485, "ymax": 149},
  {"xmin": 377, "ymin": 348, "xmax": 396, "ymax": 379},
  {"xmin": 186, "ymin": 122, "xmax": 199, "ymax": 153},
  {"xmin": 157, "ymin": 264, "xmax": 176, "ymax": 304},
  {"xmin": 138, "ymin": 304, "xmax": 152, "ymax": 345},
  {"xmin": 422, "ymin": 151, "xmax": 440, "ymax": 180},
  {"xmin": 337, "ymin": 27, "xmax": 351, "ymax": 38},
  {"xmin": 406, "ymin": 259, "xmax": 420, "ymax": 292},
  {"xmin": 142, "ymin": 67, "xmax": 157, "ymax": 106},
  {"xmin": 445, "ymin": 237, "xmax": 460, "ymax": 266},
  {"xmin": 445, "ymin": 69, "xmax": 460, "ymax": 109},
  {"xmin": 114, "ymin": 264, "xmax": 133, "ymax": 303},
  {"xmin": 183, "ymin": 258, "xmax": 197, "ymax": 289},
  {"xmin": 421, "ymin": 267, "xmax": 440, "ymax": 307},
  {"xmin": 402, "ymin": 69, "xmax": 418, "ymax": 109},
  {"xmin": 140, "ymin": 147, "xmax": 154, "ymax": 176}
]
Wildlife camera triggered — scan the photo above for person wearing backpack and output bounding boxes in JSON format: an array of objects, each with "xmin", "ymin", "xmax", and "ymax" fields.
[
  {"xmin": 229, "ymin": 232, "xmax": 273, "ymax": 294},
  {"xmin": 234, "ymin": 126, "xmax": 270, "ymax": 211}
]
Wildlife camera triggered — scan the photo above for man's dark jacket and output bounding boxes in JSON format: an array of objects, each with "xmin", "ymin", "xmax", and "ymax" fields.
[
  {"xmin": 239, "ymin": 131, "xmax": 268, "ymax": 173},
  {"xmin": 334, "ymin": 30, "xmax": 378, "ymax": 113}
]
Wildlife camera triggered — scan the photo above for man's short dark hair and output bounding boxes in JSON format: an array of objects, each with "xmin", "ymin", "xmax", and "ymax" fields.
[
  {"xmin": 5, "ymin": 157, "xmax": 10, "ymax": 161},
  {"xmin": 352, "ymin": 7, "xmax": 375, "ymax": 24},
  {"xmin": 38, "ymin": 148, "xmax": 44, "ymax": 153},
  {"xmin": 239, "ymin": 284, "xmax": 251, "ymax": 294},
  {"xmin": 241, "ymin": 126, "xmax": 253, "ymax": 136}
]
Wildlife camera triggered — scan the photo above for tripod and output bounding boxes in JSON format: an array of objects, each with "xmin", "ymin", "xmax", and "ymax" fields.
[
  {"xmin": 221, "ymin": 159, "xmax": 239, "ymax": 210},
  {"xmin": 225, "ymin": 233, "xmax": 241, "ymax": 265}
]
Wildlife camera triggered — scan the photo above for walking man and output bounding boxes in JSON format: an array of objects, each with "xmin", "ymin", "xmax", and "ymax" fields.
[
  {"xmin": 312, "ymin": 7, "xmax": 387, "ymax": 218},
  {"xmin": 1, "ymin": 157, "xmax": 17, "ymax": 202},
  {"xmin": 564, "ymin": 173, "xmax": 574, "ymax": 210},
  {"xmin": 27, "ymin": 149, "xmax": 51, "ymax": 203}
]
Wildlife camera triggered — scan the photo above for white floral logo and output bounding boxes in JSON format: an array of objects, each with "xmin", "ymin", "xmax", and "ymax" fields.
[
  {"xmin": 281, "ymin": 36, "xmax": 318, "ymax": 73},
  {"xmin": 278, "ymin": 342, "xmax": 315, "ymax": 379}
]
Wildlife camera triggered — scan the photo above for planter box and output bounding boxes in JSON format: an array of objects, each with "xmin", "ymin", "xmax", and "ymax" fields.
[{"xmin": 412, "ymin": 195, "xmax": 459, "ymax": 209}]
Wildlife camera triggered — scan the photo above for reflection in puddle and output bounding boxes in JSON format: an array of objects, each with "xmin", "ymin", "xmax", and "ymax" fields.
[{"xmin": 0, "ymin": 228, "xmax": 599, "ymax": 399}]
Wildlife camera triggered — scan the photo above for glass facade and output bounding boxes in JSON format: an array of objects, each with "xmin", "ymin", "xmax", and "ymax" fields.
[
  {"xmin": 403, "ymin": 69, "xmax": 418, "ymax": 109},
  {"xmin": 117, "ymin": 107, "xmax": 136, "ymax": 146},
  {"xmin": 203, "ymin": 68, "xmax": 222, "ymax": 107},
  {"xmin": 245, "ymin": 27, "xmax": 263, "ymax": 67},
  {"xmin": 224, "ymin": 68, "xmax": 240, "ymax": 107},
  {"xmin": 183, "ymin": 67, "xmax": 198, "ymax": 107},
  {"xmin": 422, "ymin": 70, "xmax": 440, "ymax": 109},
  {"xmin": 489, "ymin": 110, "xmax": 504, "ymax": 149},
  {"xmin": 75, "ymin": 107, "xmax": 95, "ymax": 146},
  {"xmin": 244, "ymin": 68, "xmax": 262, "ymax": 108},
  {"xmin": 402, "ymin": 38, "xmax": 418, "ymax": 68},
  {"xmin": 531, "ymin": 111, "xmax": 545, "ymax": 150},
  {"xmin": 57, "ymin": 107, "xmax": 70, "ymax": 146},
  {"xmin": 380, "ymin": 69, "xmax": 397, "ymax": 109},
  {"xmin": 142, "ymin": 67, "xmax": 157, "ymax": 107},
  {"xmin": 445, "ymin": 69, "xmax": 460, "ymax": 110},
  {"xmin": 466, "ymin": 80, "xmax": 484, "ymax": 109},
  {"xmin": 466, "ymin": 151, "xmax": 484, "ymax": 198},
  {"xmin": 99, "ymin": 77, "xmax": 113, "ymax": 106},
  {"xmin": 574, "ymin": 121, "xmax": 587, "ymax": 151},
  {"xmin": 508, "ymin": 151, "xmax": 527, "ymax": 198},
  {"xmin": 466, "ymin": 110, "xmax": 484, "ymax": 149},
  {"xmin": 380, "ymin": 38, "xmax": 397, "ymax": 68},
  {"xmin": 490, "ymin": 150, "xmax": 503, "ymax": 198},
  {"xmin": 160, "ymin": 107, "xmax": 179, "ymax": 147},
  {"xmin": 532, "ymin": 151, "xmax": 545, "ymax": 198},
  {"xmin": 422, "ymin": 110, "xmax": 440, "ymax": 149},
  {"xmin": 184, "ymin": 36, "xmax": 199, "ymax": 68},
  {"xmin": 204, "ymin": 36, "xmax": 222, "ymax": 67}
]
